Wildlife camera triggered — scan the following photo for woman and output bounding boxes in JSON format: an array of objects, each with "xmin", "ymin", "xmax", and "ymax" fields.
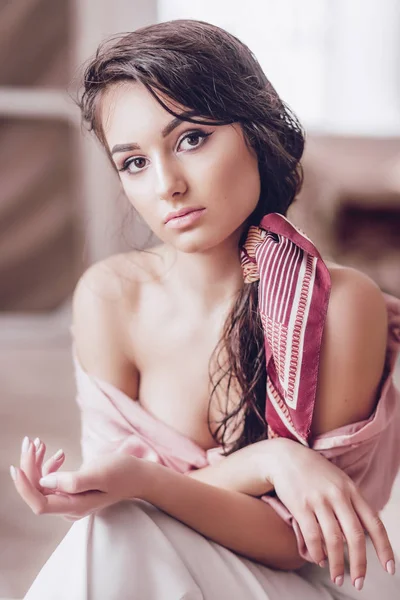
[{"xmin": 11, "ymin": 19, "xmax": 400, "ymax": 599}]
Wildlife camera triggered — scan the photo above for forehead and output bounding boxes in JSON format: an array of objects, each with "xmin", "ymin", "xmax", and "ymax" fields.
[{"xmin": 100, "ymin": 81, "xmax": 184, "ymax": 147}]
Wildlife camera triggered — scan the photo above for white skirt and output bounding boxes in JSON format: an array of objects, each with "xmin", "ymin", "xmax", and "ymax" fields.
[{"xmin": 24, "ymin": 500, "xmax": 399, "ymax": 600}]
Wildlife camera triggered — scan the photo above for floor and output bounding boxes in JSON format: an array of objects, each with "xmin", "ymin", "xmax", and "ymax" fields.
[{"xmin": 1, "ymin": 308, "xmax": 399, "ymax": 599}]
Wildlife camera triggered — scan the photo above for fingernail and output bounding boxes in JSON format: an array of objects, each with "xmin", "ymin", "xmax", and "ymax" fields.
[
  {"xmin": 335, "ymin": 575, "xmax": 344, "ymax": 587},
  {"xmin": 33, "ymin": 437, "xmax": 40, "ymax": 450},
  {"xmin": 53, "ymin": 449, "xmax": 64, "ymax": 460},
  {"xmin": 386, "ymin": 559, "xmax": 395, "ymax": 575},
  {"xmin": 39, "ymin": 475, "xmax": 58, "ymax": 489},
  {"xmin": 10, "ymin": 465, "xmax": 17, "ymax": 481},
  {"xmin": 354, "ymin": 577, "xmax": 364, "ymax": 591},
  {"xmin": 319, "ymin": 560, "xmax": 327, "ymax": 568},
  {"xmin": 22, "ymin": 436, "xmax": 30, "ymax": 453}
]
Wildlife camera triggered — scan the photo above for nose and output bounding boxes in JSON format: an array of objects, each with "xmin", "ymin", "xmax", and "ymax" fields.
[{"xmin": 153, "ymin": 155, "xmax": 187, "ymax": 201}]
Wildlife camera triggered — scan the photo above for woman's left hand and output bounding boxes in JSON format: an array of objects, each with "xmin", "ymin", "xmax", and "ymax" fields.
[
  {"xmin": 10, "ymin": 437, "xmax": 149, "ymax": 521},
  {"xmin": 256, "ymin": 437, "xmax": 394, "ymax": 587}
]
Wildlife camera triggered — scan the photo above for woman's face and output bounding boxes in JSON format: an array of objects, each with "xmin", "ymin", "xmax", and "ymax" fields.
[{"xmin": 101, "ymin": 81, "xmax": 261, "ymax": 254}]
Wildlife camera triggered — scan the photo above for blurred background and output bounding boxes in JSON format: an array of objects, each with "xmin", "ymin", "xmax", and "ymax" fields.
[{"xmin": 1, "ymin": 0, "xmax": 400, "ymax": 597}]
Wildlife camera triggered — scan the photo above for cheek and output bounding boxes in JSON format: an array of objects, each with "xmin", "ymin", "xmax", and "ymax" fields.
[
  {"xmin": 121, "ymin": 178, "xmax": 148, "ymax": 213},
  {"xmin": 212, "ymin": 147, "xmax": 260, "ymax": 214},
  {"xmin": 121, "ymin": 182, "xmax": 159, "ymax": 228}
]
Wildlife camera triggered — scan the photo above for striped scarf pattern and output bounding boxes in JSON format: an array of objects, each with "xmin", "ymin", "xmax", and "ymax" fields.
[{"xmin": 240, "ymin": 213, "xmax": 331, "ymax": 445}]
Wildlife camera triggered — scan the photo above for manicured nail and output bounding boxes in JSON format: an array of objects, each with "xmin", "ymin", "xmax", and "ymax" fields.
[
  {"xmin": 39, "ymin": 474, "xmax": 57, "ymax": 489},
  {"xmin": 53, "ymin": 449, "xmax": 64, "ymax": 460},
  {"xmin": 33, "ymin": 437, "xmax": 40, "ymax": 450},
  {"xmin": 319, "ymin": 560, "xmax": 327, "ymax": 568},
  {"xmin": 386, "ymin": 559, "xmax": 395, "ymax": 575},
  {"xmin": 335, "ymin": 575, "xmax": 344, "ymax": 587},
  {"xmin": 354, "ymin": 577, "xmax": 364, "ymax": 591},
  {"xmin": 10, "ymin": 465, "xmax": 17, "ymax": 481},
  {"xmin": 21, "ymin": 436, "xmax": 30, "ymax": 453}
]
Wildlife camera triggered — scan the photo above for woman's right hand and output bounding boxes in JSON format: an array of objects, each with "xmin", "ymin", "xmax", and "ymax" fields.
[
  {"xmin": 254, "ymin": 437, "xmax": 395, "ymax": 590},
  {"xmin": 19, "ymin": 436, "xmax": 66, "ymax": 496}
]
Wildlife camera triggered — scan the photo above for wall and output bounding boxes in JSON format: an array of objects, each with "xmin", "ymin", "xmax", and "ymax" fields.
[{"xmin": 158, "ymin": 0, "xmax": 400, "ymax": 136}]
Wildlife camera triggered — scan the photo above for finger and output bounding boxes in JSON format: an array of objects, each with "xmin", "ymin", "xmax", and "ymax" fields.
[
  {"xmin": 12, "ymin": 466, "xmax": 106, "ymax": 519},
  {"xmin": 35, "ymin": 440, "xmax": 47, "ymax": 471},
  {"xmin": 296, "ymin": 511, "xmax": 326, "ymax": 566},
  {"xmin": 16, "ymin": 470, "xmax": 76, "ymax": 515},
  {"xmin": 12, "ymin": 466, "xmax": 47, "ymax": 515},
  {"xmin": 334, "ymin": 502, "xmax": 367, "ymax": 589},
  {"xmin": 40, "ymin": 448, "xmax": 65, "ymax": 497},
  {"xmin": 40, "ymin": 470, "xmax": 96, "ymax": 495},
  {"xmin": 42, "ymin": 450, "xmax": 65, "ymax": 477},
  {"xmin": 315, "ymin": 503, "xmax": 345, "ymax": 586},
  {"xmin": 20, "ymin": 437, "xmax": 41, "ymax": 487},
  {"xmin": 44, "ymin": 489, "xmax": 106, "ymax": 516},
  {"xmin": 351, "ymin": 491, "xmax": 395, "ymax": 576}
]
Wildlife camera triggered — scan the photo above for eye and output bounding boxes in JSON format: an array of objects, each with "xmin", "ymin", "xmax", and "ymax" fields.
[
  {"xmin": 119, "ymin": 156, "xmax": 148, "ymax": 175},
  {"xmin": 117, "ymin": 129, "xmax": 212, "ymax": 176},
  {"xmin": 178, "ymin": 130, "xmax": 212, "ymax": 152}
]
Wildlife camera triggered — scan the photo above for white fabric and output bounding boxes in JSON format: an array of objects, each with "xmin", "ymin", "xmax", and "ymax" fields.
[{"xmin": 24, "ymin": 499, "xmax": 399, "ymax": 599}]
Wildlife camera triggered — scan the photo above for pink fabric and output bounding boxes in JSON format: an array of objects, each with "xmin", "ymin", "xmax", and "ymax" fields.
[{"xmin": 72, "ymin": 288, "xmax": 400, "ymax": 562}]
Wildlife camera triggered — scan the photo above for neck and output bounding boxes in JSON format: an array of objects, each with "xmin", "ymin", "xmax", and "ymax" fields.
[{"xmin": 163, "ymin": 236, "xmax": 245, "ymax": 313}]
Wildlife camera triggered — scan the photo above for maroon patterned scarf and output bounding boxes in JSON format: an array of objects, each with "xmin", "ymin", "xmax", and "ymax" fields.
[{"xmin": 240, "ymin": 213, "xmax": 331, "ymax": 445}]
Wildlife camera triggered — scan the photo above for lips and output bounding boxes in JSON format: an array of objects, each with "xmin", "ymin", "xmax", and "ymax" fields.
[{"xmin": 164, "ymin": 206, "xmax": 204, "ymax": 223}]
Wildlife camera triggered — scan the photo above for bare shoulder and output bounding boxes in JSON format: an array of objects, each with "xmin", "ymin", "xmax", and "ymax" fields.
[
  {"xmin": 326, "ymin": 262, "xmax": 388, "ymax": 325},
  {"xmin": 311, "ymin": 263, "xmax": 388, "ymax": 436},
  {"xmin": 75, "ymin": 246, "xmax": 164, "ymax": 299},
  {"xmin": 71, "ymin": 249, "xmax": 161, "ymax": 398},
  {"xmin": 72, "ymin": 253, "xmax": 140, "ymax": 329},
  {"xmin": 73, "ymin": 243, "xmax": 166, "ymax": 313}
]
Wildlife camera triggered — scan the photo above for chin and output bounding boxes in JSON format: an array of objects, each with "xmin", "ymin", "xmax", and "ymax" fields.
[
  {"xmin": 172, "ymin": 237, "xmax": 210, "ymax": 254},
  {"xmin": 171, "ymin": 228, "xmax": 238, "ymax": 254}
]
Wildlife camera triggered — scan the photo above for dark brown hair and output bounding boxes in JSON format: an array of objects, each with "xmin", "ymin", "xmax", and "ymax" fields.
[{"xmin": 78, "ymin": 19, "xmax": 305, "ymax": 455}]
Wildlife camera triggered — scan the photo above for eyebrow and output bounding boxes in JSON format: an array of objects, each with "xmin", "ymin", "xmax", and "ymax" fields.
[{"xmin": 111, "ymin": 117, "xmax": 185, "ymax": 156}]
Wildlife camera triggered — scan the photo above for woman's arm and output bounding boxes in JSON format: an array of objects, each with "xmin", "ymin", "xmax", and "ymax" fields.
[
  {"xmin": 310, "ymin": 266, "xmax": 388, "ymax": 436},
  {"xmin": 14, "ymin": 433, "xmax": 394, "ymax": 582},
  {"xmin": 186, "ymin": 440, "xmax": 274, "ymax": 496},
  {"xmin": 143, "ymin": 457, "xmax": 303, "ymax": 570},
  {"xmin": 12, "ymin": 438, "xmax": 304, "ymax": 570}
]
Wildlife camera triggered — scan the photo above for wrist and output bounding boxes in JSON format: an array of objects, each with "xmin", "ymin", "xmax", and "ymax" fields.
[
  {"xmin": 136, "ymin": 459, "xmax": 163, "ymax": 501},
  {"xmin": 250, "ymin": 437, "xmax": 292, "ymax": 489},
  {"xmin": 115, "ymin": 454, "xmax": 160, "ymax": 502}
]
